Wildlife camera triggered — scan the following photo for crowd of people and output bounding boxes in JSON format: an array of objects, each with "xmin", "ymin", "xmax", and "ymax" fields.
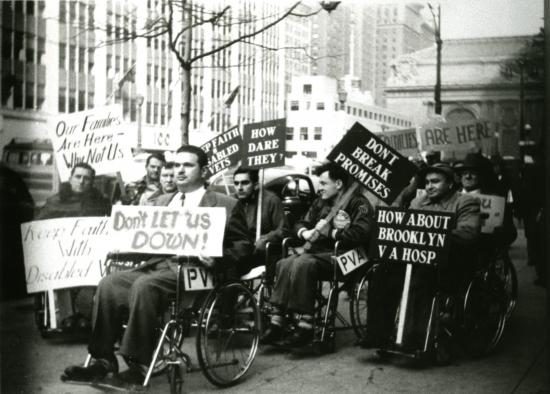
[{"xmin": 0, "ymin": 142, "xmax": 543, "ymax": 388}]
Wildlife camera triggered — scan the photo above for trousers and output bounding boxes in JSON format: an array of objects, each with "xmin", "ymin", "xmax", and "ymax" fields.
[
  {"xmin": 88, "ymin": 262, "xmax": 177, "ymax": 365},
  {"xmin": 270, "ymin": 252, "xmax": 332, "ymax": 315}
]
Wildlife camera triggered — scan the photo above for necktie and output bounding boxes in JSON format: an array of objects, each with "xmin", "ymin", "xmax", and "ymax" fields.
[{"xmin": 180, "ymin": 193, "xmax": 186, "ymax": 207}]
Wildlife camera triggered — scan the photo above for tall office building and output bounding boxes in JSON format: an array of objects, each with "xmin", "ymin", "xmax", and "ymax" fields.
[
  {"xmin": 310, "ymin": 2, "xmax": 377, "ymax": 92},
  {"xmin": 1, "ymin": 0, "xmax": 313, "ymax": 153},
  {"xmin": 374, "ymin": 2, "xmax": 434, "ymax": 106}
]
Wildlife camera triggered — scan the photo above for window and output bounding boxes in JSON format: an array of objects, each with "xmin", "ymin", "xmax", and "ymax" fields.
[
  {"xmin": 290, "ymin": 101, "xmax": 299, "ymax": 111},
  {"xmin": 316, "ymin": 102, "xmax": 324, "ymax": 110},
  {"xmin": 314, "ymin": 127, "xmax": 322, "ymax": 140},
  {"xmin": 303, "ymin": 84, "xmax": 312, "ymax": 94},
  {"xmin": 286, "ymin": 127, "xmax": 294, "ymax": 141},
  {"xmin": 300, "ymin": 127, "xmax": 308, "ymax": 140},
  {"xmin": 302, "ymin": 151, "xmax": 317, "ymax": 159}
]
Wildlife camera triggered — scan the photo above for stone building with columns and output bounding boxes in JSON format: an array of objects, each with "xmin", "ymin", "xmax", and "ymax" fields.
[{"xmin": 384, "ymin": 35, "xmax": 544, "ymax": 159}]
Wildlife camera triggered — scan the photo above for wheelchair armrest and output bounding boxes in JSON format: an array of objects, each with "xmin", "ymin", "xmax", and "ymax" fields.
[
  {"xmin": 333, "ymin": 241, "xmax": 343, "ymax": 257},
  {"xmin": 282, "ymin": 237, "xmax": 304, "ymax": 257}
]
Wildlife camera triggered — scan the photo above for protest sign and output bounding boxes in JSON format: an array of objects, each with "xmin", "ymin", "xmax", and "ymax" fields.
[
  {"xmin": 336, "ymin": 247, "xmax": 368, "ymax": 276},
  {"xmin": 200, "ymin": 126, "xmax": 242, "ymax": 178},
  {"xmin": 242, "ymin": 119, "xmax": 286, "ymax": 169},
  {"xmin": 373, "ymin": 207, "xmax": 454, "ymax": 266},
  {"xmin": 110, "ymin": 205, "xmax": 226, "ymax": 256},
  {"xmin": 327, "ymin": 122, "xmax": 418, "ymax": 205},
  {"xmin": 48, "ymin": 104, "xmax": 132, "ymax": 181},
  {"xmin": 419, "ymin": 119, "xmax": 496, "ymax": 152},
  {"xmin": 376, "ymin": 128, "xmax": 419, "ymax": 158},
  {"xmin": 21, "ymin": 217, "xmax": 110, "ymax": 293},
  {"xmin": 477, "ymin": 193, "xmax": 505, "ymax": 233}
]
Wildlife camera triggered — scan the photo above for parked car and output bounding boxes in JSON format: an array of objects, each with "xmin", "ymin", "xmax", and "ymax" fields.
[{"xmin": 209, "ymin": 166, "xmax": 318, "ymax": 227}]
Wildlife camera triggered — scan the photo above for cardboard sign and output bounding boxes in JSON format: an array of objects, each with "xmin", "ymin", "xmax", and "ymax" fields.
[
  {"xmin": 419, "ymin": 119, "xmax": 496, "ymax": 152},
  {"xmin": 182, "ymin": 266, "xmax": 215, "ymax": 291},
  {"xmin": 242, "ymin": 119, "xmax": 286, "ymax": 168},
  {"xmin": 477, "ymin": 193, "xmax": 505, "ymax": 233},
  {"xmin": 110, "ymin": 205, "xmax": 226, "ymax": 256},
  {"xmin": 21, "ymin": 217, "xmax": 110, "ymax": 293},
  {"xmin": 373, "ymin": 207, "xmax": 454, "ymax": 266},
  {"xmin": 200, "ymin": 126, "xmax": 242, "ymax": 178},
  {"xmin": 376, "ymin": 128, "xmax": 419, "ymax": 158},
  {"xmin": 48, "ymin": 104, "xmax": 132, "ymax": 181},
  {"xmin": 327, "ymin": 123, "xmax": 418, "ymax": 205},
  {"xmin": 336, "ymin": 248, "xmax": 368, "ymax": 276}
]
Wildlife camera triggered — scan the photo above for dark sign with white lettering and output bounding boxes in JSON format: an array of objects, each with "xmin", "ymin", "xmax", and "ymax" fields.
[
  {"xmin": 200, "ymin": 126, "xmax": 242, "ymax": 178},
  {"xmin": 327, "ymin": 123, "xmax": 418, "ymax": 205},
  {"xmin": 242, "ymin": 119, "xmax": 286, "ymax": 169},
  {"xmin": 373, "ymin": 207, "xmax": 454, "ymax": 266}
]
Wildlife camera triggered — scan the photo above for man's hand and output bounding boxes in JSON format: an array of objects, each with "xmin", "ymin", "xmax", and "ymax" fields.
[
  {"xmin": 198, "ymin": 253, "xmax": 215, "ymax": 268},
  {"xmin": 302, "ymin": 229, "xmax": 320, "ymax": 242},
  {"xmin": 333, "ymin": 210, "xmax": 351, "ymax": 230}
]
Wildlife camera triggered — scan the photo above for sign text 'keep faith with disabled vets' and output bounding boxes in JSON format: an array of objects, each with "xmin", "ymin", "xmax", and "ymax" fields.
[
  {"xmin": 109, "ymin": 205, "xmax": 226, "ymax": 257},
  {"xmin": 200, "ymin": 126, "xmax": 242, "ymax": 178},
  {"xmin": 327, "ymin": 123, "xmax": 418, "ymax": 205},
  {"xmin": 373, "ymin": 207, "xmax": 454, "ymax": 266},
  {"xmin": 242, "ymin": 118, "xmax": 286, "ymax": 169},
  {"xmin": 47, "ymin": 104, "xmax": 133, "ymax": 182},
  {"xmin": 21, "ymin": 217, "xmax": 110, "ymax": 293}
]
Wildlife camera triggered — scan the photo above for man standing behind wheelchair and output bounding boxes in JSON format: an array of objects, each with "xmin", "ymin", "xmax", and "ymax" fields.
[
  {"xmin": 232, "ymin": 167, "xmax": 290, "ymax": 278},
  {"xmin": 261, "ymin": 162, "xmax": 374, "ymax": 354},
  {"xmin": 359, "ymin": 162, "xmax": 481, "ymax": 350},
  {"xmin": 61, "ymin": 145, "xmax": 252, "ymax": 387}
]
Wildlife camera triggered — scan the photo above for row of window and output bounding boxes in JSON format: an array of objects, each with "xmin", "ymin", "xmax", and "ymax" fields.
[
  {"xmin": 345, "ymin": 105, "xmax": 412, "ymax": 127},
  {"xmin": 286, "ymin": 127, "xmax": 323, "ymax": 141},
  {"xmin": 290, "ymin": 101, "xmax": 326, "ymax": 111},
  {"xmin": 285, "ymin": 151, "xmax": 318, "ymax": 159}
]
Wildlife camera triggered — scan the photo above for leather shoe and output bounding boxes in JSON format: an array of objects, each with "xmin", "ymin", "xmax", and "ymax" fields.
[
  {"xmin": 61, "ymin": 358, "xmax": 118, "ymax": 383},
  {"xmin": 260, "ymin": 324, "xmax": 283, "ymax": 345},
  {"xmin": 93, "ymin": 368, "xmax": 146, "ymax": 391},
  {"xmin": 278, "ymin": 328, "xmax": 313, "ymax": 349}
]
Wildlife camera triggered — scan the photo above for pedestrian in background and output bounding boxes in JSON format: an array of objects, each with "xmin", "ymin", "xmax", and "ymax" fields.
[{"xmin": 124, "ymin": 153, "xmax": 165, "ymax": 205}]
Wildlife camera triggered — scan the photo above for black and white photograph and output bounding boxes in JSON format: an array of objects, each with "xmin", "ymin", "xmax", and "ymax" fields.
[{"xmin": 0, "ymin": 0, "xmax": 547, "ymax": 392}]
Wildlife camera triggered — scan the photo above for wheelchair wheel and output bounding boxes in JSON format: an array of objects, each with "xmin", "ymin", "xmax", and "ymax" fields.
[
  {"xmin": 165, "ymin": 323, "xmax": 186, "ymax": 394},
  {"xmin": 196, "ymin": 282, "xmax": 260, "ymax": 387},
  {"xmin": 462, "ymin": 271, "xmax": 507, "ymax": 357},
  {"xmin": 493, "ymin": 252, "xmax": 518, "ymax": 319},
  {"xmin": 151, "ymin": 322, "xmax": 185, "ymax": 376},
  {"xmin": 349, "ymin": 273, "xmax": 370, "ymax": 339},
  {"xmin": 257, "ymin": 281, "xmax": 273, "ymax": 334}
]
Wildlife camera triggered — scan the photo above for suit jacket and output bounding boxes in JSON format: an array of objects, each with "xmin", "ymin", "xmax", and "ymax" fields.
[{"xmin": 141, "ymin": 189, "xmax": 253, "ymax": 274}]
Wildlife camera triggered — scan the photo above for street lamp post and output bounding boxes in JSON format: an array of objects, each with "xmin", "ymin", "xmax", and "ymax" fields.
[{"xmin": 428, "ymin": 3, "xmax": 442, "ymax": 115}]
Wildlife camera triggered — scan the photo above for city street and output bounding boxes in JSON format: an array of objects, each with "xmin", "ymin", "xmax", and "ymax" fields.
[{"xmin": 1, "ymin": 230, "xmax": 547, "ymax": 394}]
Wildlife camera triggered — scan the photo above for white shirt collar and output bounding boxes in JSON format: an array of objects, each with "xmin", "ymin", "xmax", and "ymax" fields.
[{"xmin": 168, "ymin": 187, "xmax": 206, "ymax": 208}]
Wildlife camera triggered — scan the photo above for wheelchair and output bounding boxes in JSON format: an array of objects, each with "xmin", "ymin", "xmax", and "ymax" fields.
[
  {"xmin": 361, "ymin": 250, "xmax": 514, "ymax": 365},
  {"xmin": 80, "ymin": 252, "xmax": 262, "ymax": 393},
  {"xmin": 269, "ymin": 238, "xmax": 371, "ymax": 355}
]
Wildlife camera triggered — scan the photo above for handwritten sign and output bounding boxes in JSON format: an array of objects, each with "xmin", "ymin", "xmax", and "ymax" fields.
[
  {"xmin": 242, "ymin": 119, "xmax": 286, "ymax": 169},
  {"xmin": 376, "ymin": 128, "xmax": 419, "ymax": 158},
  {"xmin": 477, "ymin": 193, "xmax": 505, "ymax": 233},
  {"xmin": 336, "ymin": 248, "xmax": 368, "ymax": 276},
  {"xmin": 200, "ymin": 126, "xmax": 242, "ymax": 178},
  {"xmin": 110, "ymin": 205, "xmax": 226, "ymax": 256},
  {"xmin": 48, "ymin": 104, "xmax": 132, "ymax": 181},
  {"xmin": 419, "ymin": 119, "xmax": 496, "ymax": 152},
  {"xmin": 373, "ymin": 207, "xmax": 454, "ymax": 266},
  {"xmin": 327, "ymin": 123, "xmax": 418, "ymax": 205},
  {"xmin": 21, "ymin": 217, "xmax": 110, "ymax": 293}
]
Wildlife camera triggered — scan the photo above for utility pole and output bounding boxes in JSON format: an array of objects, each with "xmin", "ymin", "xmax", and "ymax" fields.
[
  {"xmin": 181, "ymin": 0, "xmax": 192, "ymax": 145},
  {"xmin": 428, "ymin": 3, "xmax": 442, "ymax": 115}
]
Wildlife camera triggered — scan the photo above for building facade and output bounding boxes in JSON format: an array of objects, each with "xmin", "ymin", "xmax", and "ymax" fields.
[
  {"xmin": 373, "ymin": 2, "xmax": 434, "ymax": 106},
  {"xmin": 286, "ymin": 75, "xmax": 413, "ymax": 161},
  {"xmin": 385, "ymin": 35, "xmax": 544, "ymax": 158}
]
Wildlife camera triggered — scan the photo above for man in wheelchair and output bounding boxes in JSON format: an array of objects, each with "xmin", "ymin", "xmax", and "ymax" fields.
[
  {"xmin": 62, "ymin": 145, "xmax": 253, "ymax": 386},
  {"xmin": 261, "ymin": 163, "xmax": 374, "ymax": 353},
  {"xmin": 359, "ymin": 162, "xmax": 481, "ymax": 352}
]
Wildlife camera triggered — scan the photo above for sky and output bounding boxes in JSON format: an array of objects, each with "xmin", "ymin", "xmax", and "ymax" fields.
[{"xmin": 365, "ymin": 0, "xmax": 544, "ymax": 39}]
